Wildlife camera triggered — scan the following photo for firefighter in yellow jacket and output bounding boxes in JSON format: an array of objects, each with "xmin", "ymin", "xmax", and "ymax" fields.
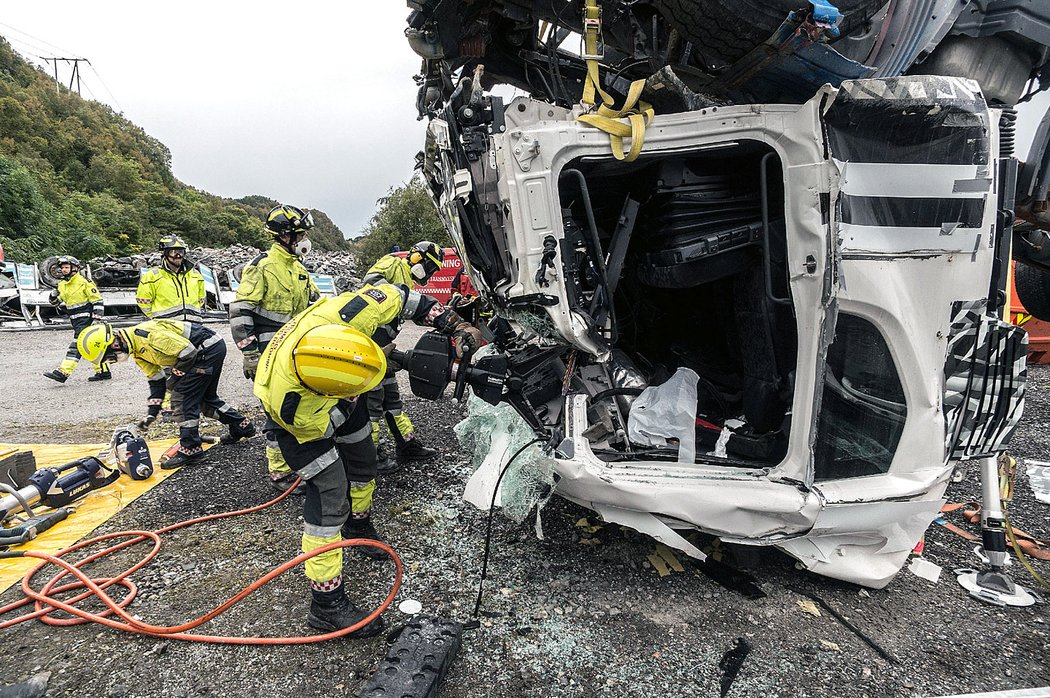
[
  {"xmin": 77, "ymin": 320, "xmax": 255, "ymax": 468},
  {"xmin": 43, "ymin": 256, "xmax": 111, "ymax": 383},
  {"xmin": 230, "ymin": 204, "xmax": 318, "ymax": 493},
  {"xmin": 136, "ymin": 235, "xmax": 206, "ymax": 322},
  {"xmin": 360, "ymin": 242, "xmax": 445, "ymax": 469},
  {"xmin": 254, "ymin": 282, "xmax": 481, "ymax": 634}
]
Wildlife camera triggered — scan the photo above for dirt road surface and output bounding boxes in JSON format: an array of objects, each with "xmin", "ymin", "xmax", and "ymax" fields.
[{"xmin": 0, "ymin": 324, "xmax": 1046, "ymax": 697}]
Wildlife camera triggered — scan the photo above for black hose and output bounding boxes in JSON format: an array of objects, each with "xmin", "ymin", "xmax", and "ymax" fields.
[
  {"xmin": 588, "ymin": 387, "xmax": 644, "ymax": 404},
  {"xmin": 472, "ymin": 437, "xmax": 547, "ymax": 619},
  {"xmin": 559, "ymin": 168, "xmax": 616, "ymax": 327}
]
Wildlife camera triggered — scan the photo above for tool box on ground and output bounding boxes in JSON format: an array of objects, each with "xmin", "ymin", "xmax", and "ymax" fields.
[
  {"xmin": 0, "ymin": 450, "xmax": 36, "ymax": 489},
  {"xmin": 356, "ymin": 616, "xmax": 463, "ymax": 698}
]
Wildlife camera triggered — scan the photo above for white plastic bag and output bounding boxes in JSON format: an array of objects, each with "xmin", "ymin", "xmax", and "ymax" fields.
[{"xmin": 627, "ymin": 367, "xmax": 699, "ymax": 463}]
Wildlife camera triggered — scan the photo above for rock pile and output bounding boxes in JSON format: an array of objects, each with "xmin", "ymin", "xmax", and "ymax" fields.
[
  {"xmin": 73, "ymin": 245, "xmax": 360, "ymax": 292},
  {"xmin": 194, "ymin": 245, "xmax": 360, "ymax": 291}
]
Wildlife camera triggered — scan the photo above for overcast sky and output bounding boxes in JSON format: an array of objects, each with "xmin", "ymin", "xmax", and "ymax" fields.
[
  {"xmin": 0, "ymin": 2, "xmax": 425, "ymax": 238},
  {"xmin": 1, "ymin": 4, "xmax": 1048, "ymax": 240}
]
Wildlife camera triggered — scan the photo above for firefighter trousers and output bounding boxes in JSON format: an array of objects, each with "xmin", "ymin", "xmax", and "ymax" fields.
[
  {"xmin": 266, "ymin": 398, "xmax": 377, "ymax": 583},
  {"xmin": 170, "ymin": 340, "xmax": 246, "ymax": 453}
]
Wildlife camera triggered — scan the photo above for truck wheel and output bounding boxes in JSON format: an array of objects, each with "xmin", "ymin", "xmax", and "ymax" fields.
[
  {"xmin": 37, "ymin": 256, "xmax": 64, "ymax": 288},
  {"xmin": 1015, "ymin": 262, "xmax": 1050, "ymax": 322},
  {"xmin": 652, "ymin": 0, "xmax": 884, "ymax": 68}
]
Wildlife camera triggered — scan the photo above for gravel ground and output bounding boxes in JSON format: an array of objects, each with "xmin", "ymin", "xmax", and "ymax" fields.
[{"xmin": 0, "ymin": 328, "xmax": 1047, "ymax": 698}]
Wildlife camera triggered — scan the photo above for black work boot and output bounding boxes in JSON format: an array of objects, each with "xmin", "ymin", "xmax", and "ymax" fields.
[
  {"xmin": 307, "ymin": 584, "xmax": 385, "ymax": 637},
  {"xmin": 221, "ymin": 418, "xmax": 257, "ymax": 445},
  {"xmin": 161, "ymin": 445, "xmax": 207, "ymax": 470},
  {"xmin": 270, "ymin": 472, "xmax": 305, "ymax": 495},
  {"xmin": 342, "ymin": 514, "xmax": 386, "ymax": 560},
  {"xmin": 375, "ymin": 444, "xmax": 399, "ymax": 475},
  {"xmin": 43, "ymin": 370, "xmax": 69, "ymax": 383},
  {"xmin": 396, "ymin": 437, "xmax": 439, "ymax": 462},
  {"xmin": 87, "ymin": 369, "xmax": 112, "ymax": 382}
]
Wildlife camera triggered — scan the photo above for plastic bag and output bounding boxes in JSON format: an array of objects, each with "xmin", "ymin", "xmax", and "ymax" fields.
[{"xmin": 627, "ymin": 367, "xmax": 699, "ymax": 463}]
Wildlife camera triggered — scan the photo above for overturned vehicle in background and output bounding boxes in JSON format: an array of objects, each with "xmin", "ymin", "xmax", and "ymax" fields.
[{"xmin": 402, "ymin": 0, "xmax": 1049, "ymax": 588}]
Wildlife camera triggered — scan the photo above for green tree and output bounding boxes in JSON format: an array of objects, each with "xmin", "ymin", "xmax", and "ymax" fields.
[{"xmin": 351, "ymin": 176, "xmax": 451, "ymax": 272}]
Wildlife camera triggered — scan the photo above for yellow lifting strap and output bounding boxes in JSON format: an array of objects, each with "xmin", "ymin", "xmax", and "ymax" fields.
[{"xmin": 576, "ymin": 0, "xmax": 654, "ymax": 162}]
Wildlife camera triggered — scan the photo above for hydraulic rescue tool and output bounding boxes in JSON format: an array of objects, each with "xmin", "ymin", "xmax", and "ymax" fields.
[
  {"xmin": 109, "ymin": 425, "xmax": 154, "ymax": 480},
  {"xmin": 390, "ymin": 330, "xmax": 554, "ymax": 434},
  {"xmin": 0, "ymin": 456, "xmax": 119, "ymax": 546}
]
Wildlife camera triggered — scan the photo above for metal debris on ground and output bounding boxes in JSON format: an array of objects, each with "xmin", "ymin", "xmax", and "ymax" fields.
[
  {"xmin": 792, "ymin": 590, "xmax": 899, "ymax": 664},
  {"xmin": 717, "ymin": 638, "xmax": 751, "ymax": 698},
  {"xmin": 647, "ymin": 543, "xmax": 686, "ymax": 577},
  {"xmin": 796, "ymin": 599, "xmax": 821, "ymax": 617},
  {"xmin": 1025, "ymin": 459, "xmax": 1050, "ymax": 504}
]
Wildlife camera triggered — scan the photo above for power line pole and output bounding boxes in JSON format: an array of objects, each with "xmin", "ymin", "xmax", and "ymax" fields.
[{"xmin": 40, "ymin": 57, "xmax": 90, "ymax": 96}]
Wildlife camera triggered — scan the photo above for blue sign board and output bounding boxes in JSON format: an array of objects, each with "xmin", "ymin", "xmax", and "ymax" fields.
[
  {"xmin": 15, "ymin": 263, "xmax": 37, "ymax": 290},
  {"xmin": 310, "ymin": 274, "xmax": 337, "ymax": 296}
]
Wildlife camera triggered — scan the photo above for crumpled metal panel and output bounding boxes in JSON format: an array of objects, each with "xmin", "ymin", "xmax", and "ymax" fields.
[{"xmin": 775, "ymin": 498, "xmax": 947, "ymax": 588}]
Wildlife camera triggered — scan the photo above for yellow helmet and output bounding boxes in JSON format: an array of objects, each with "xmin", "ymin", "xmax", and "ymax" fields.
[
  {"xmin": 77, "ymin": 323, "xmax": 115, "ymax": 366},
  {"xmin": 291, "ymin": 324, "xmax": 387, "ymax": 398}
]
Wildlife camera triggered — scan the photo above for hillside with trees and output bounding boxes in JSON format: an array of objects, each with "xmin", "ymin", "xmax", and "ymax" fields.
[{"xmin": 0, "ymin": 38, "xmax": 349, "ymax": 261}]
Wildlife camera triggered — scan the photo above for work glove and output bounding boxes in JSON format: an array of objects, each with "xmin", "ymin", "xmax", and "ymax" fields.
[
  {"xmin": 242, "ymin": 348, "xmax": 261, "ymax": 380},
  {"xmin": 452, "ymin": 326, "xmax": 483, "ymax": 359},
  {"xmin": 48, "ymin": 290, "xmax": 60, "ymax": 306},
  {"xmin": 137, "ymin": 414, "xmax": 157, "ymax": 431}
]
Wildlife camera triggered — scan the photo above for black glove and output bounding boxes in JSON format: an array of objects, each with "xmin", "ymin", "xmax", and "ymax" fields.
[
  {"xmin": 137, "ymin": 414, "xmax": 157, "ymax": 430},
  {"xmin": 48, "ymin": 290, "xmax": 60, "ymax": 306}
]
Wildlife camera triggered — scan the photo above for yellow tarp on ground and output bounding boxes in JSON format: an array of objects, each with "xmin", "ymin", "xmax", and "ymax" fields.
[{"xmin": 0, "ymin": 439, "xmax": 208, "ymax": 594}]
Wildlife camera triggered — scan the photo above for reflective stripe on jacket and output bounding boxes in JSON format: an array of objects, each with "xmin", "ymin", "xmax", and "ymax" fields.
[
  {"xmin": 136, "ymin": 264, "xmax": 206, "ymax": 321},
  {"xmin": 230, "ymin": 244, "xmax": 317, "ymax": 352}
]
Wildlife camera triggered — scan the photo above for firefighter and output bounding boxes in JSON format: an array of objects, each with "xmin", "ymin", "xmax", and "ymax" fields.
[
  {"xmin": 360, "ymin": 242, "xmax": 445, "ymax": 470},
  {"xmin": 77, "ymin": 320, "xmax": 255, "ymax": 469},
  {"xmin": 254, "ymin": 282, "xmax": 481, "ymax": 634},
  {"xmin": 230, "ymin": 204, "xmax": 318, "ymax": 494},
  {"xmin": 136, "ymin": 235, "xmax": 206, "ymax": 322},
  {"xmin": 42, "ymin": 256, "xmax": 111, "ymax": 383}
]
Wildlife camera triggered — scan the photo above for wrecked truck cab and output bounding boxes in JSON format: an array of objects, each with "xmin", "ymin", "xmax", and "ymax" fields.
[{"xmin": 421, "ymin": 75, "xmax": 1026, "ymax": 588}]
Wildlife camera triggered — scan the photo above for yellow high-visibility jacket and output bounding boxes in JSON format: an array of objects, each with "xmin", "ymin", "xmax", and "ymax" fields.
[
  {"xmin": 117, "ymin": 319, "xmax": 209, "ymax": 379},
  {"xmin": 136, "ymin": 264, "xmax": 206, "ymax": 322},
  {"xmin": 361, "ymin": 254, "xmax": 417, "ymax": 344},
  {"xmin": 362, "ymin": 254, "xmax": 414, "ymax": 288},
  {"xmin": 117, "ymin": 319, "xmax": 224, "ymax": 413},
  {"xmin": 255, "ymin": 283, "xmax": 461, "ymax": 444},
  {"xmin": 230, "ymin": 243, "xmax": 318, "ymax": 352},
  {"xmin": 56, "ymin": 274, "xmax": 104, "ymax": 320}
]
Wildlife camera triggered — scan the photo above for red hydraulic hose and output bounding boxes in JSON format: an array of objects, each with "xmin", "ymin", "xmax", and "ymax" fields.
[{"xmin": 0, "ymin": 478, "xmax": 402, "ymax": 644}]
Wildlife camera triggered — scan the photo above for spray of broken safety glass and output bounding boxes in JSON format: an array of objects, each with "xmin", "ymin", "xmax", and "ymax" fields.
[{"xmin": 456, "ymin": 391, "xmax": 556, "ymax": 523}]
